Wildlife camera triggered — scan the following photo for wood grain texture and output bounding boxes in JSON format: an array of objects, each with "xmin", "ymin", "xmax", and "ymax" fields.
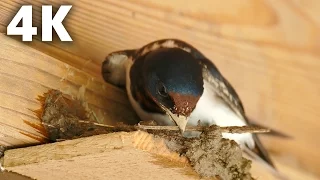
[
  {"xmin": 3, "ymin": 131, "xmax": 189, "ymax": 168},
  {"xmin": 3, "ymin": 131, "xmax": 200, "ymax": 180},
  {"xmin": 0, "ymin": 0, "xmax": 319, "ymax": 176},
  {"xmin": 0, "ymin": 34, "xmax": 139, "ymax": 147},
  {"xmin": 3, "ymin": 131, "xmax": 318, "ymax": 180}
]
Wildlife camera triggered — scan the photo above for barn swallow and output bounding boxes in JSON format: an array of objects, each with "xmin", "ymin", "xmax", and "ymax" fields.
[{"xmin": 101, "ymin": 39, "xmax": 275, "ymax": 168}]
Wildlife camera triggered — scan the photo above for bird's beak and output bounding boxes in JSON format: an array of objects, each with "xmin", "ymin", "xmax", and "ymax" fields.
[
  {"xmin": 152, "ymin": 99, "xmax": 188, "ymax": 133},
  {"xmin": 164, "ymin": 108, "xmax": 188, "ymax": 133}
]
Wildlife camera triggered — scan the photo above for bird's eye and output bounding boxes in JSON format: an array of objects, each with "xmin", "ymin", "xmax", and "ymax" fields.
[{"xmin": 157, "ymin": 83, "xmax": 168, "ymax": 97}]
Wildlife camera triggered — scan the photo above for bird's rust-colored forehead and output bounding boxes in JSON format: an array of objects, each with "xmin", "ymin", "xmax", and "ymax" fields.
[{"xmin": 168, "ymin": 92, "xmax": 200, "ymax": 117}]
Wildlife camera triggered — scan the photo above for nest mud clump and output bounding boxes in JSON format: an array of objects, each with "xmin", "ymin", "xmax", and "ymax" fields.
[{"xmin": 185, "ymin": 129, "xmax": 253, "ymax": 180}]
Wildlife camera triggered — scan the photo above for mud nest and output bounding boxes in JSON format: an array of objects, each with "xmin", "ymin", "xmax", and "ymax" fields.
[{"xmin": 33, "ymin": 89, "xmax": 254, "ymax": 179}]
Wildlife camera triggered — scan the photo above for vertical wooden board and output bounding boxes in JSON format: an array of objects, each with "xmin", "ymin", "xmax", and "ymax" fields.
[{"xmin": 0, "ymin": 34, "xmax": 139, "ymax": 147}]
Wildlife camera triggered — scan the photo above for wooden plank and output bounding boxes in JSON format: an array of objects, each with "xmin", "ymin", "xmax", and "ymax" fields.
[
  {"xmin": 3, "ymin": 131, "xmax": 189, "ymax": 168},
  {"xmin": 3, "ymin": 132, "xmax": 318, "ymax": 180},
  {"xmin": 0, "ymin": 0, "xmax": 319, "ymax": 176},
  {"xmin": 0, "ymin": 34, "xmax": 139, "ymax": 147},
  {"xmin": 0, "ymin": 171, "xmax": 31, "ymax": 180},
  {"xmin": 3, "ymin": 131, "xmax": 199, "ymax": 180}
]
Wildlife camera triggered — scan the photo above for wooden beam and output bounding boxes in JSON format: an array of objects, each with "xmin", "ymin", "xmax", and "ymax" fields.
[
  {"xmin": 3, "ymin": 132, "xmax": 318, "ymax": 180},
  {"xmin": 3, "ymin": 131, "xmax": 200, "ymax": 180},
  {"xmin": 0, "ymin": 34, "xmax": 139, "ymax": 147}
]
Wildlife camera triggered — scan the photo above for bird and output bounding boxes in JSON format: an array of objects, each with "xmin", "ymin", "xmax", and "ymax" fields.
[{"xmin": 101, "ymin": 39, "xmax": 275, "ymax": 168}]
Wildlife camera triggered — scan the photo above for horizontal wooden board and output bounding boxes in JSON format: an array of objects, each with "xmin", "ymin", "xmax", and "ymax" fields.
[
  {"xmin": 4, "ymin": 131, "xmax": 318, "ymax": 180},
  {"xmin": 3, "ymin": 131, "xmax": 200, "ymax": 180}
]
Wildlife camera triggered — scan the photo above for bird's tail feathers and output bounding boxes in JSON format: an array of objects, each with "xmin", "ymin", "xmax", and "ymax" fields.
[
  {"xmin": 243, "ymin": 146, "xmax": 288, "ymax": 180},
  {"xmin": 248, "ymin": 120, "xmax": 292, "ymax": 139},
  {"xmin": 252, "ymin": 134, "xmax": 275, "ymax": 168}
]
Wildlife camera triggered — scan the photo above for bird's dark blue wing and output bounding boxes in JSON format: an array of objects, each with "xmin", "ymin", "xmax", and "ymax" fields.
[
  {"xmin": 199, "ymin": 58, "xmax": 246, "ymax": 120},
  {"xmin": 198, "ymin": 57, "xmax": 276, "ymax": 168}
]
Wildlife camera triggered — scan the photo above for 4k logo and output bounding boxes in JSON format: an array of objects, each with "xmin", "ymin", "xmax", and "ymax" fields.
[{"xmin": 7, "ymin": 5, "xmax": 73, "ymax": 42}]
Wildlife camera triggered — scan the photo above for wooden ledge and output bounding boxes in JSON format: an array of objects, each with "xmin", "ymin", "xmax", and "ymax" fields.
[{"xmin": 3, "ymin": 131, "xmax": 200, "ymax": 180}]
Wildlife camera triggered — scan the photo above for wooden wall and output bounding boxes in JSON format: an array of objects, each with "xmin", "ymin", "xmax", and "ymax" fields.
[{"xmin": 0, "ymin": 0, "xmax": 319, "ymax": 177}]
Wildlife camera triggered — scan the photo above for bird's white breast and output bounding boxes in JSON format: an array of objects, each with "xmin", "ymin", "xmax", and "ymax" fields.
[
  {"xmin": 125, "ymin": 60, "xmax": 254, "ymax": 149},
  {"xmin": 187, "ymin": 81, "xmax": 255, "ymax": 149}
]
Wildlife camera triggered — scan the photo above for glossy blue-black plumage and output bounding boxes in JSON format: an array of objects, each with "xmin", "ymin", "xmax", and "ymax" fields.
[
  {"xmin": 130, "ymin": 47, "xmax": 204, "ymax": 114},
  {"xmin": 144, "ymin": 48, "xmax": 204, "ymax": 97}
]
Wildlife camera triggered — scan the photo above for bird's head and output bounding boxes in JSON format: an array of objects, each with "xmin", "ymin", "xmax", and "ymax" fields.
[{"xmin": 142, "ymin": 47, "xmax": 204, "ymax": 132}]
